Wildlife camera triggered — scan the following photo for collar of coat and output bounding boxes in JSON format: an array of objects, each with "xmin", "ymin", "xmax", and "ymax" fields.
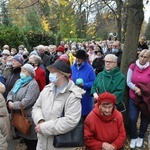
[{"xmin": 45, "ymin": 79, "xmax": 85, "ymax": 99}]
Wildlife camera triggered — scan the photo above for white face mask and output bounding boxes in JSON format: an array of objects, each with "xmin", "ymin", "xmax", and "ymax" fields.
[
  {"xmin": 49, "ymin": 73, "xmax": 58, "ymax": 83},
  {"xmin": 71, "ymin": 50, "xmax": 75, "ymax": 54},
  {"xmin": 57, "ymin": 52, "xmax": 63, "ymax": 56}
]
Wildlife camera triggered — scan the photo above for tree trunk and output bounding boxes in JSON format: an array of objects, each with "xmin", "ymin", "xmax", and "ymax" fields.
[
  {"xmin": 120, "ymin": 0, "xmax": 144, "ymax": 130},
  {"xmin": 121, "ymin": 2, "xmax": 128, "ymax": 43}
]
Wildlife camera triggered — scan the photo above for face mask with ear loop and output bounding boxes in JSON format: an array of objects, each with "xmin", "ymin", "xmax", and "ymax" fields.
[
  {"xmin": 112, "ymin": 48, "xmax": 119, "ymax": 54},
  {"xmin": 20, "ymin": 73, "xmax": 27, "ymax": 79},
  {"xmin": 49, "ymin": 73, "xmax": 58, "ymax": 83},
  {"xmin": 57, "ymin": 52, "xmax": 63, "ymax": 56},
  {"xmin": 49, "ymin": 72, "xmax": 65, "ymax": 84}
]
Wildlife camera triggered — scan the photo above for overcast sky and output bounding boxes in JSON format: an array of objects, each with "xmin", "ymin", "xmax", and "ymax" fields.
[{"xmin": 144, "ymin": 1, "xmax": 150, "ymax": 22}]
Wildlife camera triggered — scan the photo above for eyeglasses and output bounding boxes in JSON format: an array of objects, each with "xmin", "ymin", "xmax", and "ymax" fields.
[
  {"xmin": 104, "ymin": 61, "xmax": 116, "ymax": 64},
  {"xmin": 139, "ymin": 55, "xmax": 148, "ymax": 59}
]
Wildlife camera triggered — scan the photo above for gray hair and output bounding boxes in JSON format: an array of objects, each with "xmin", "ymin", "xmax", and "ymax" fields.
[
  {"xmin": 29, "ymin": 55, "xmax": 42, "ymax": 65},
  {"xmin": 104, "ymin": 54, "xmax": 118, "ymax": 62},
  {"xmin": 37, "ymin": 45, "xmax": 45, "ymax": 51}
]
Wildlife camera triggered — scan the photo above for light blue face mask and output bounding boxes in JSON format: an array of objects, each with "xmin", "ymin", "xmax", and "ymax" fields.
[
  {"xmin": 112, "ymin": 48, "xmax": 119, "ymax": 54},
  {"xmin": 20, "ymin": 73, "xmax": 27, "ymax": 79},
  {"xmin": 19, "ymin": 50, "xmax": 23, "ymax": 55},
  {"xmin": 6, "ymin": 62, "xmax": 12, "ymax": 66},
  {"xmin": 49, "ymin": 73, "xmax": 58, "ymax": 83}
]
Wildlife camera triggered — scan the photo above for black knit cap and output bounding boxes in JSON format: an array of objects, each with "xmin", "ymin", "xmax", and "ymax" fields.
[
  {"xmin": 75, "ymin": 50, "xmax": 87, "ymax": 60},
  {"xmin": 46, "ymin": 60, "xmax": 71, "ymax": 77}
]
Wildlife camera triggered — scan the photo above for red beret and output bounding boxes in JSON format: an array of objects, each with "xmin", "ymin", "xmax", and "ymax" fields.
[
  {"xmin": 97, "ymin": 92, "xmax": 116, "ymax": 105},
  {"xmin": 56, "ymin": 46, "xmax": 65, "ymax": 53}
]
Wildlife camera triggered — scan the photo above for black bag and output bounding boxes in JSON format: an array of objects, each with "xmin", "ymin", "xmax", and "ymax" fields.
[{"xmin": 53, "ymin": 118, "xmax": 84, "ymax": 148}]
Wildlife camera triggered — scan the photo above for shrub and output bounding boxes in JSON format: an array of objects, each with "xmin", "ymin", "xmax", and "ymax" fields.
[{"xmin": 0, "ymin": 25, "xmax": 55, "ymax": 52}]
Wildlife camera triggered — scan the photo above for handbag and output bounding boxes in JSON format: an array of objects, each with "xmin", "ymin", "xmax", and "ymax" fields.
[
  {"xmin": 11, "ymin": 102, "xmax": 32, "ymax": 135},
  {"xmin": 116, "ymin": 101, "xmax": 126, "ymax": 113},
  {"xmin": 53, "ymin": 117, "xmax": 84, "ymax": 148}
]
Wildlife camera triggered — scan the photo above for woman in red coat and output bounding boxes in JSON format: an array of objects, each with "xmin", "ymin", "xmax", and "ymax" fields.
[
  {"xmin": 29, "ymin": 55, "xmax": 46, "ymax": 91},
  {"xmin": 84, "ymin": 92, "xmax": 126, "ymax": 150}
]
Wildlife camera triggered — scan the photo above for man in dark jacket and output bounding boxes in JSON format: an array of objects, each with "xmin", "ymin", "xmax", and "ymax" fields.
[{"xmin": 112, "ymin": 41, "xmax": 122, "ymax": 68}]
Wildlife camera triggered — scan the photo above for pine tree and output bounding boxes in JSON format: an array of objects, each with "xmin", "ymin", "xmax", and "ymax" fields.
[{"xmin": 0, "ymin": 0, "xmax": 9, "ymax": 26}]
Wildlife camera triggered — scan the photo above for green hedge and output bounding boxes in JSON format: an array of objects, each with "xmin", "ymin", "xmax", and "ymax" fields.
[{"xmin": 0, "ymin": 25, "xmax": 55, "ymax": 52}]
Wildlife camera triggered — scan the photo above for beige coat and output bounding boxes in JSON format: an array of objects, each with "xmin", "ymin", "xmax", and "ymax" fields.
[
  {"xmin": 0, "ymin": 83, "xmax": 10, "ymax": 150},
  {"xmin": 32, "ymin": 80, "xmax": 85, "ymax": 150}
]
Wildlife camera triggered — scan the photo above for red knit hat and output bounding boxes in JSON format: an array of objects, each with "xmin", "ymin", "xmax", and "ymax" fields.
[
  {"xmin": 56, "ymin": 46, "xmax": 65, "ymax": 53},
  {"xmin": 97, "ymin": 92, "xmax": 116, "ymax": 105},
  {"xmin": 57, "ymin": 54, "xmax": 70, "ymax": 65}
]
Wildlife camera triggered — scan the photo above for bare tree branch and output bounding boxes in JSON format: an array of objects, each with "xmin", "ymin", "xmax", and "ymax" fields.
[
  {"xmin": 16, "ymin": 0, "xmax": 39, "ymax": 9},
  {"xmin": 103, "ymin": 0, "xmax": 117, "ymax": 17}
]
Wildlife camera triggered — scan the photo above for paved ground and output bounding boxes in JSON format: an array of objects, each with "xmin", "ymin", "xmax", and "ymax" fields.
[
  {"xmin": 8, "ymin": 138, "xmax": 26, "ymax": 150},
  {"xmin": 8, "ymin": 139, "xmax": 18, "ymax": 150},
  {"xmin": 7, "ymin": 123, "xmax": 150, "ymax": 150}
]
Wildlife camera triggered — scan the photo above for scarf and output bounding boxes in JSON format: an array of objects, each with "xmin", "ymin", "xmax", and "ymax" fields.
[
  {"xmin": 136, "ymin": 59, "xmax": 149, "ymax": 69},
  {"xmin": 99, "ymin": 108, "xmax": 117, "ymax": 122},
  {"xmin": 12, "ymin": 76, "xmax": 33, "ymax": 94},
  {"xmin": 94, "ymin": 103, "xmax": 117, "ymax": 122}
]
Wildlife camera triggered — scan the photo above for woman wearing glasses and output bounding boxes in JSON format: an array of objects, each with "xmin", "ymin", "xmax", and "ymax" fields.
[
  {"xmin": 91, "ymin": 54, "xmax": 125, "ymax": 110},
  {"xmin": 127, "ymin": 49, "xmax": 150, "ymax": 149}
]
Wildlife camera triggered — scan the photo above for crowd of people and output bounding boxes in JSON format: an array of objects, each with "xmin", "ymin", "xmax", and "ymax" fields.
[{"xmin": 0, "ymin": 36, "xmax": 149, "ymax": 150}]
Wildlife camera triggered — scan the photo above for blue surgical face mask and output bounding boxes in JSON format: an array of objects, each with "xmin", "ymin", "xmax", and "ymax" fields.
[
  {"xmin": 49, "ymin": 73, "xmax": 58, "ymax": 83},
  {"xmin": 20, "ymin": 73, "xmax": 27, "ymax": 79},
  {"xmin": 112, "ymin": 48, "xmax": 119, "ymax": 54}
]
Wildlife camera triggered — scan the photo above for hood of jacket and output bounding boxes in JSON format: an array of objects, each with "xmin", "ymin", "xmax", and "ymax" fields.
[
  {"xmin": 102, "ymin": 67, "xmax": 121, "ymax": 77},
  {"xmin": 93, "ymin": 103, "xmax": 117, "ymax": 122}
]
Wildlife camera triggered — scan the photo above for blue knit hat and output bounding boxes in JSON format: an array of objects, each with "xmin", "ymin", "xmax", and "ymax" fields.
[{"xmin": 13, "ymin": 54, "xmax": 24, "ymax": 65}]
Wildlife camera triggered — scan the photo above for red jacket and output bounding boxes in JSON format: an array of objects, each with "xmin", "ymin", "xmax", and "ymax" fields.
[
  {"xmin": 34, "ymin": 67, "xmax": 46, "ymax": 91},
  {"xmin": 84, "ymin": 103, "xmax": 126, "ymax": 150}
]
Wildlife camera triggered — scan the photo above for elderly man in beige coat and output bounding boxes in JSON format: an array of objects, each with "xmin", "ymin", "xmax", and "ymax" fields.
[
  {"xmin": 32, "ymin": 60, "xmax": 85, "ymax": 150},
  {"xmin": 0, "ymin": 82, "xmax": 10, "ymax": 150}
]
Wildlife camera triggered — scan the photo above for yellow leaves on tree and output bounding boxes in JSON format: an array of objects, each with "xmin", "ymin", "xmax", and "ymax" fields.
[
  {"xmin": 58, "ymin": 0, "xmax": 68, "ymax": 6},
  {"xmin": 42, "ymin": 17, "xmax": 49, "ymax": 31}
]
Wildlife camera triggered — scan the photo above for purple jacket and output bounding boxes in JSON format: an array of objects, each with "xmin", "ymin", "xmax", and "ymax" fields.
[{"xmin": 134, "ymin": 82, "xmax": 150, "ymax": 119}]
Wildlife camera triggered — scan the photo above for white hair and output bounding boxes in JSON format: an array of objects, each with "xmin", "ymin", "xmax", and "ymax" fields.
[
  {"xmin": 37, "ymin": 45, "xmax": 45, "ymax": 51},
  {"xmin": 104, "ymin": 54, "xmax": 118, "ymax": 62}
]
